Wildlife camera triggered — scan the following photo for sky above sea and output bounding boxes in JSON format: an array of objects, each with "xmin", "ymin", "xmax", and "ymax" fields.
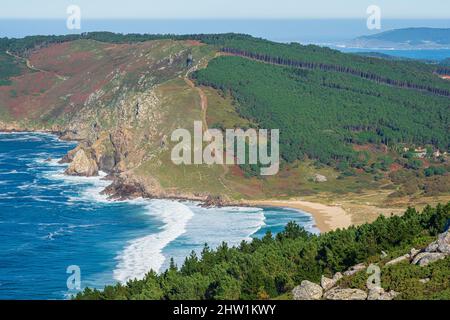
[
  {"xmin": 2, "ymin": 1, "xmax": 450, "ymax": 20},
  {"xmin": 2, "ymin": 19, "xmax": 450, "ymax": 44}
]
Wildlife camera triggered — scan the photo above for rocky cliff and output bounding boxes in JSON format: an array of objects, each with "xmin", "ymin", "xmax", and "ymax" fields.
[{"xmin": 0, "ymin": 38, "xmax": 220, "ymax": 201}]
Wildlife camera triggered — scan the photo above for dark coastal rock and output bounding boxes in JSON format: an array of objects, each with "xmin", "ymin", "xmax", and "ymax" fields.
[
  {"xmin": 59, "ymin": 145, "xmax": 81, "ymax": 164},
  {"xmin": 97, "ymin": 153, "xmax": 116, "ymax": 173},
  {"xmin": 59, "ymin": 130, "xmax": 81, "ymax": 141},
  {"xmin": 201, "ymin": 195, "xmax": 228, "ymax": 208},
  {"xmin": 101, "ymin": 178, "xmax": 149, "ymax": 201},
  {"xmin": 410, "ymin": 248, "xmax": 420, "ymax": 258}
]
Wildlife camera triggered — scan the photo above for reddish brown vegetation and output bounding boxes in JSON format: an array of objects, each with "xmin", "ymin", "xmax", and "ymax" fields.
[{"xmin": 0, "ymin": 40, "xmax": 199, "ymax": 121}]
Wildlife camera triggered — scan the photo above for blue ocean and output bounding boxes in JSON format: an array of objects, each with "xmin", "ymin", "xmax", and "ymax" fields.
[
  {"xmin": 0, "ymin": 132, "xmax": 318, "ymax": 299},
  {"xmin": 336, "ymin": 47, "xmax": 450, "ymax": 62}
]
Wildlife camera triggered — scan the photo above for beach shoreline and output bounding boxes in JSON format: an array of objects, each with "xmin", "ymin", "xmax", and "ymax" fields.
[
  {"xmin": 0, "ymin": 130, "xmax": 352, "ymax": 234},
  {"xmin": 241, "ymin": 199, "xmax": 353, "ymax": 233}
]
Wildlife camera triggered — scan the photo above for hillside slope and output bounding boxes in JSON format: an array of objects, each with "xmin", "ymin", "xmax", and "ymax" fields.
[{"xmin": 0, "ymin": 34, "xmax": 448, "ymax": 220}]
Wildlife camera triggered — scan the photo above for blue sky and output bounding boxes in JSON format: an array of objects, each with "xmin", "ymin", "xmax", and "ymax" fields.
[{"xmin": 1, "ymin": 0, "xmax": 450, "ymax": 19}]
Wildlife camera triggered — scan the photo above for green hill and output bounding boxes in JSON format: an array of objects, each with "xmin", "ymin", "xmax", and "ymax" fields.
[
  {"xmin": 191, "ymin": 36, "xmax": 449, "ymax": 174},
  {"xmin": 0, "ymin": 33, "xmax": 448, "ymax": 203},
  {"xmin": 75, "ymin": 203, "xmax": 450, "ymax": 300}
]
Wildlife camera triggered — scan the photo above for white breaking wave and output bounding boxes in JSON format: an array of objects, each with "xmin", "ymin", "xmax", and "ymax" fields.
[
  {"xmin": 37, "ymin": 151, "xmax": 315, "ymax": 287},
  {"xmin": 158, "ymin": 203, "xmax": 267, "ymax": 271},
  {"xmin": 0, "ymin": 169, "xmax": 19, "ymax": 175},
  {"xmin": 113, "ymin": 199, "xmax": 194, "ymax": 283},
  {"xmin": 35, "ymin": 157, "xmax": 67, "ymax": 167}
]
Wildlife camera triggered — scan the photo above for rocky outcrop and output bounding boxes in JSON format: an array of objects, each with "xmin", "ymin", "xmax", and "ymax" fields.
[
  {"xmin": 323, "ymin": 288, "xmax": 368, "ymax": 300},
  {"xmin": 385, "ymin": 254, "xmax": 410, "ymax": 266},
  {"xmin": 313, "ymin": 174, "xmax": 327, "ymax": 183},
  {"xmin": 290, "ymin": 230, "xmax": 449, "ymax": 300},
  {"xmin": 436, "ymin": 231, "xmax": 450, "ymax": 254},
  {"xmin": 411, "ymin": 252, "xmax": 446, "ymax": 266},
  {"xmin": 65, "ymin": 148, "xmax": 98, "ymax": 177},
  {"xmin": 408, "ymin": 230, "xmax": 449, "ymax": 266},
  {"xmin": 202, "ymin": 195, "xmax": 230, "ymax": 208},
  {"xmin": 410, "ymin": 248, "xmax": 420, "ymax": 258},
  {"xmin": 424, "ymin": 231, "xmax": 450, "ymax": 254},
  {"xmin": 59, "ymin": 145, "xmax": 82, "ymax": 164},
  {"xmin": 91, "ymin": 133, "xmax": 116, "ymax": 173},
  {"xmin": 367, "ymin": 287, "xmax": 399, "ymax": 301},
  {"xmin": 383, "ymin": 230, "xmax": 450, "ymax": 268},
  {"xmin": 101, "ymin": 178, "xmax": 150, "ymax": 200},
  {"xmin": 321, "ymin": 272, "xmax": 343, "ymax": 291},
  {"xmin": 292, "ymin": 281, "xmax": 323, "ymax": 300},
  {"xmin": 343, "ymin": 263, "xmax": 366, "ymax": 276}
]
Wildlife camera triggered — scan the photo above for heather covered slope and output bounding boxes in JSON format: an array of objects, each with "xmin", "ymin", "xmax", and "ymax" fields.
[
  {"xmin": 0, "ymin": 39, "xmax": 212, "ymax": 128},
  {"xmin": 0, "ymin": 37, "xmax": 229, "ymax": 199},
  {"xmin": 0, "ymin": 34, "xmax": 448, "ymax": 213}
]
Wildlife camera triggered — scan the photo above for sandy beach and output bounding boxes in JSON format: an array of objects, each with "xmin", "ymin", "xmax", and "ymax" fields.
[{"xmin": 243, "ymin": 199, "xmax": 353, "ymax": 233}]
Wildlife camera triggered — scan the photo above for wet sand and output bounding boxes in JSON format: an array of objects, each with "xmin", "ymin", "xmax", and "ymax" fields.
[{"xmin": 243, "ymin": 199, "xmax": 353, "ymax": 233}]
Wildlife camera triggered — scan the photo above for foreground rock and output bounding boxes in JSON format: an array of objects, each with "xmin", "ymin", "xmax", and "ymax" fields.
[
  {"xmin": 201, "ymin": 195, "xmax": 229, "ymax": 208},
  {"xmin": 367, "ymin": 287, "xmax": 399, "ymax": 300},
  {"xmin": 385, "ymin": 254, "xmax": 410, "ymax": 266},
  {"xmin": 436, "ymin": 231, "xmax": 450, "ymax": 254},
  {"xmin": 412, "ymin": 252, "xmax": 446, "ymax": 266},
  {"xmin": 292, "ymin": 281, "xmax": 323, "ymax": 300},
  {"xmin": 291, "ymin": 230, "xmax": 449, "ymax": 300},
  {"xmin": 321, "ymin": 272, "xmax": 343, "ymax": 291},
  {"xmin": 65, "ymin": 149, "xmax": 98, "ymax": 177},
  {"xmin": 313, "ymin": 174, "xmax": 327, "ymax": 183},
  {"xmin": 343, "ymin": 263, "xmax": 366, "ymax": 276},
  {"xmin": 410, "ymin": 248, "xmax": 420, "ymax": 258},
  {"xmin": 323, "ymin": 288, "xmax": 368, "ymax": 300},
  {"xmin": 425, "ymin": 230, "xmax": 450, "ymax": 254}
]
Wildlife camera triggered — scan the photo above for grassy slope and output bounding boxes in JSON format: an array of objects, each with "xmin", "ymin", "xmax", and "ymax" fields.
[{"xmin": 0, "ymin": 36, "xmax": 448, "ymax": 220}]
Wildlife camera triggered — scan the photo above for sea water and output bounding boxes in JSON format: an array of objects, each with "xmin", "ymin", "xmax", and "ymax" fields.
[{"xmin": 0, "ymin": 132, "xmax": 318, "ymax": 299}]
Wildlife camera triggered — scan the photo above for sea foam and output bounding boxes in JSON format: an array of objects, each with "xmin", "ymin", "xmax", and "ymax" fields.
[{"xmin": 113, "ymin": 199, "xmax": 194, "ymax": 283}]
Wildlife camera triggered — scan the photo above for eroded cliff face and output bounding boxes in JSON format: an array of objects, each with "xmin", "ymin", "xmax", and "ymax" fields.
[{"xmin": 0, "ymin": 38, "xmax": 216, "ymax": 200}]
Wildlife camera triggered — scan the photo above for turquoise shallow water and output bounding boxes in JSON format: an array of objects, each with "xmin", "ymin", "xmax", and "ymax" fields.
[{"xmin": 0, "ymin": 132, "xmax": 318, "ymax": 299}]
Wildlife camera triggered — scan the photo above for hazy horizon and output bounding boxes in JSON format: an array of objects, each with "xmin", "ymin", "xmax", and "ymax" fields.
[
  {"xmin": 2, "ymin": 18, "xmax": 450, "ymax": 43},
  {"xmin": 2, "ymin": 0, "xmax": 450, "ymax": 19}
]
